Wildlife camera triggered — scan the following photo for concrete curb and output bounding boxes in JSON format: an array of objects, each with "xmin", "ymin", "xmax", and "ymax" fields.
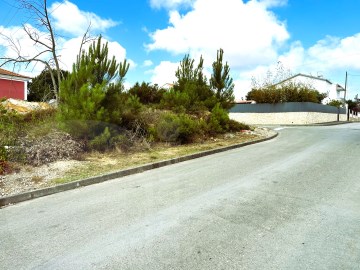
[
  {"xmin": 309, "ymin": 121, "xmax": 352, "ymax": 126},
  {"xmin": 0, "ymin": 133, "xmax": 278, "ymax": 207},
  {"xmin": 261, "ymin": 121, "xmax": 352, "ymax": 128},
  {"xmin": 298, "ymin": 121, "xmax": 351, "ymax": 126}
]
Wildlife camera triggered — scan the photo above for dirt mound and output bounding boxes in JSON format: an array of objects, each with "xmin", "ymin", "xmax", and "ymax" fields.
[
  {"xmin": 1, "ymin": 98, "xmax": 52, "ymax": 114},
  {"xmin": 10, "ymin": 131, "xmax": 84, "ymax": 166}
]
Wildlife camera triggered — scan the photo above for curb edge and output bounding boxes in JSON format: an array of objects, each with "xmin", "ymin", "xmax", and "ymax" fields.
[{"xmin": 0, "ymin": 132, "xmax": 278, "ymax": 207}]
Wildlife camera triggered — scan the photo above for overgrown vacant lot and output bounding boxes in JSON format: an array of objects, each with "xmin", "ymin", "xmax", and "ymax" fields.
[
  {"xmin": 0, "ymin": 127, "xmax": 274, "ymax": 197},
  {"xmin": 1, "ymin": 93, "xmax": 258, "ymax": 198},
  {"xmin": 0, "ymin": 41, "xmax": 265, "ymax": 197}
]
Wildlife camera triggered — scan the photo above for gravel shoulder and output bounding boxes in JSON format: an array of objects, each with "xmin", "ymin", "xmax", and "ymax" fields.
[{"xmin": 0, "ymin": 128, "xmax": 276, "ymax": 198}]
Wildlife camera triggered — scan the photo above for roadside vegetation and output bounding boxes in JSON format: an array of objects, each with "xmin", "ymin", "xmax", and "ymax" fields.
[
  {"xmin": 246, "ymin": 83, "xmax": 326, "ymax": 104},
  {"xmin": 326, "ymin": 99, "xmax": 344, "ymax": 108},
  {"xmin": 347, "ymin": 99, "xmax": 360, "ymax": 112},
  {"xmin": 246, "ymin": 64, "xmax": 327, "ymax": 104},
  {"xmin": 0, "ymin": 37, "xmax": 250, "ymax": 175}
]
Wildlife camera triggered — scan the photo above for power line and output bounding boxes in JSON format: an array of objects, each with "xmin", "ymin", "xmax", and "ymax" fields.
[
  {"xmin": 0, "ymin": 0, "xmax": 21, "ymax": 30},
  {"xmin": 49, "ymin": 0, "xmax": 66, "ymax": 15},
  {"xmin": 0, "ymin": 0, "xmax": 66, "ymax": 38},
  {"xmin": 0, "ymin": 0, "xmax": 18, "ymax": 8}
]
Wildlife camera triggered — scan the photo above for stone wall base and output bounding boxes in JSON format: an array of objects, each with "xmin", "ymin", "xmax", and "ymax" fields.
[{"xmin": 229, "ymin": 112, "xmax": 347, "ymax": 125}]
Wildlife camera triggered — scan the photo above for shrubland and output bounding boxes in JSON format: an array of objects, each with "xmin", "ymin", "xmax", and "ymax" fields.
[{"xmin": 0, "ymin": 37, "xmax": 250, "ymax": 174}]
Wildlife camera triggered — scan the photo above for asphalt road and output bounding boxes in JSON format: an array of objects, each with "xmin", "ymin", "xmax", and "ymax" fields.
[{"xmin": 1, "ymin": 123, "xmax": 360, "ymax": 270}]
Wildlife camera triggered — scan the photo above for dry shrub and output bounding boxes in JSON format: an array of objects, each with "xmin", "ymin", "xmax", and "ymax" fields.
[
  {"xmin": 0, "ymin": 160, "xmax": 12, "ymax": 175},
  {"xmin": 111, "ymin": 121, "xmax": 151, "ymax": 152},
  {"xmin": 13, "ymin": 131, "xmax": 84, "ymax": 166}
]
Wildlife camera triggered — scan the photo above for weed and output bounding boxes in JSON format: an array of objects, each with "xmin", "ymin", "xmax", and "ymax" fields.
[{"xmin": 31, "ymin": 175, "xmax": 44, "ymax": 184}]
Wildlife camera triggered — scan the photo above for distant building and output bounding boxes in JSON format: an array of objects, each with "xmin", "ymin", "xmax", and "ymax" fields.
[
  {"xmin": 355, "ymin": 94, "xmax": 360, "ymax": 102},
  {"xmin": 160, "ymin": 83, "xmax": 174, "ymax": 90},
  {"xmin": 0, "ymin": 68, "xmax": 31, "ymax": 100},
  {"xmin": 277, "ymin": 73, "xmax": 345, "ymax": 104},
  {"xmin": 233, "ymin": 100, "xmax": 256, "ymax": 104}
]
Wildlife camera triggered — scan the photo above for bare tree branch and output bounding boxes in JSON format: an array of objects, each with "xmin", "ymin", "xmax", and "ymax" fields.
[
  {"xmin": 0, "ymin": 0, "xmax": 95, "ymax": 103},
  {"xmin": 23, "ymin": 24, "xmax": 52, "ymax": 50},
  {"xmin": 76, "ymin": 23, "xmax": 97, "ymax": 66}
]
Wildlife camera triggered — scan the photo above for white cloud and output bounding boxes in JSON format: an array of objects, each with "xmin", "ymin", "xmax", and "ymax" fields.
[
  {"xmin": 149, "ymin": 61, "xmax": 178, "ymax": 86},
  {"xmin": 143, "ymin": 60, "xmax": 154, "ymax": 67},
  {"xmin": 56, "ymin": 37, "xmax": 133, "ymax": 73},
  {"xmin": 307, "ymin": 35, "xmax": 360, "ymax": 70},
  {"xmin": 275, "ymin": 35, "xmax": 360, "ymax": 79},
  {"xmin": 0, "ymin": 24, "xmax": 56, "ymax": 75},
  {"xmin": 146, "ymin": 0, "xmax": 291, "ymax": 100},
  {"xmin": 149, "ymin": 0, "xmax": 195, "ymax": 9},
  {"xmin": 0, "ymin": 1, "xmax": 132, "ymax": 79},
  {"xmin": 233, "ymin": 33, "xmax": 360, "ymax": 100},
  {"xmin": 0, "ymin": 28, "xmax": 132, "ymax": 78},
  {"xmin": 0, "ymin": 2, "xmax": 121, "ymax": 74},
  {"xmin": 146, "ymin": 0, "xmax": 289, "ymax": 70},
  {"xmin": 50, "ymin": 0, "xmax": 118, "ymax": 36},
  {"xmin": 259, "ymin": 0, "xmax": 288, "ymax": 8}
]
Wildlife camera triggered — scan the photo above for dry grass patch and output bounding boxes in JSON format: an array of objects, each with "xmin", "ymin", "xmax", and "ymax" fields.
[
  {"xmin": 1, "ymin": 129, "xmax": 274, "ymax": 197},
  {"xmin": 53, "ymin": 132, "xmax": 261, "ymax": 184},
  {"xmin": 31, "ymin": 175, "xmax": 44, "ymax": 184}
]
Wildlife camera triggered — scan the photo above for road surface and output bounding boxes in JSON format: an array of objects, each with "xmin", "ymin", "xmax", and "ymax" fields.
[{"xmin": 1, "ymin": 123, "xmax": 360, "ymax": 269}]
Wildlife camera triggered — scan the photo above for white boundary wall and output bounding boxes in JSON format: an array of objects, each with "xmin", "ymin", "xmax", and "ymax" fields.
[{"xmin": 230, "ymin": 112, "xmax": 347, "ymax": 125}]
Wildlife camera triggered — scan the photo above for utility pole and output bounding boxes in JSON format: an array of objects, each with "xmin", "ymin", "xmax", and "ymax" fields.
[
  {"xmin": 345, "ymin": 71, "xmax": 349, "ymax": 121},
  {"xmin": 344, "ymin": 71, "xmax": 347, "ymax": 101}
]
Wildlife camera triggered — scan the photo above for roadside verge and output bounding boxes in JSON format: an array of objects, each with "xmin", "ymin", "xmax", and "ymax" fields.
[{"xmin": 0, "ymin": 133, "xmax": 278, "ymax": 207}]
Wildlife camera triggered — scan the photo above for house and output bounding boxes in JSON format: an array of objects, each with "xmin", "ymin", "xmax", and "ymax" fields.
[
  {"xmin": 234, "ymin": 99, "xmax": 256, "ymax": 104},
  {"xmin": 160, "ymin": 83, "xmax": 174, "ymax": 90},
  {"xmin": 0, "ymin": 68, "xmax": 31, "ymax": 100},
  {"xmin": 277, "ymin": 73, "xmax": 345, "ymax": 104}
]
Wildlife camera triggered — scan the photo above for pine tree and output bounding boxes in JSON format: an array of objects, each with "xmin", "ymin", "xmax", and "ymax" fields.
[
  {"xmin": 210, "ymin": 49, "xmax": 235, "ymax": 109},
  {"xmin": 72, "ymin": 36, "xmax": 119, "ymax": 89},
  {"xmin": 59, "ymin": 36, "xmax": 129, "ymax": 140},
  {"xmin": 169, "ymin": 54, "xmax": 214, "ymax": 112},
  {"xmin": 175, "ymin": 54, "xmax": 195, "ymax": 91}
]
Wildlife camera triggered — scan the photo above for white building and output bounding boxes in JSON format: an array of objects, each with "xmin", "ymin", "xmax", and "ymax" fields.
[{"xmin": 278, "ymin": 73, "xmax": 345, "ymax": 104}]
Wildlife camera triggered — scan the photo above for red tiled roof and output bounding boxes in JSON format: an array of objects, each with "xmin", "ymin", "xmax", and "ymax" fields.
[{"xmin": 0, "ymin": 68, "xmax": 32, "ymax": 79}]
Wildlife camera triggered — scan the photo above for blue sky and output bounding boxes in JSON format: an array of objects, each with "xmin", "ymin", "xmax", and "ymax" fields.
[{"xmin": 1, "ymin": 0, "xmax": 360, "ymax": 99}]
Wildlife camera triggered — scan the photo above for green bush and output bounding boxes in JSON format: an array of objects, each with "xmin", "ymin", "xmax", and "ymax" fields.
[
  {"xmin": 59, "ymin": 82, "xmax": 108, "ymax": 140},
  {"xmin": 128, "ymin": 82, "xmax": 165, "ymax": 104},
  {"xmin": 121, "ymin": 95, "xmax": 143, "ymax": 127},
  {"xmin": 247, "ymin": 82, "xmax": 325, "ymax": 104},
  {"xmin": 177, "ymin": 115, "xmax": 200, "ymax": 143},
  {"xmin": 327, "ymin": 99, "xmax": 343, "ymax": 108},
  {"xmin": 228, "ymin": 119, "xmax": 250, "ymax": 132},
  {"xmin": 156, "ymin": 113, "xmax": 181, "ymax": 143},
  {"xmin": 160, "ymin": 89, "xmax": 191, "ymax": 113},
  {"xmin": 89, "ymin": 127, "xmax": 112, "ymax": 151},
  {"xmin": 207, "ymin": 103, "xmax": 230, "ymax": 133},
  {"xmin": 110, "ymin": 134, "xmax": 133, "ymax": 152},
  {"xmin": 156, "ymin": 113, "xmax": 199, "ymax": 144},
  {"xmin": 0, "ymin": 146, "xmax": 7, "ymax": 162}
]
